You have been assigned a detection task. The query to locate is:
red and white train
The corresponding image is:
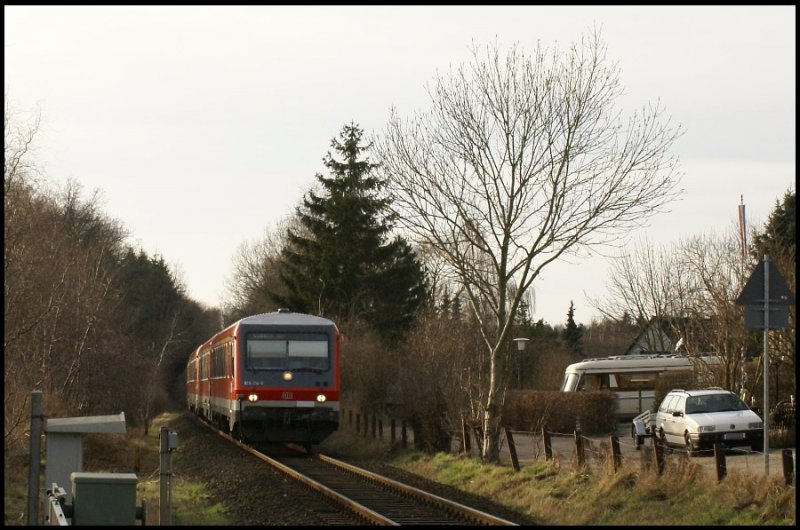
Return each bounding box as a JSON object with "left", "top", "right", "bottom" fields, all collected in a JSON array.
[{"left": 186, "top": 309, "right": 340, "bottom": 450}]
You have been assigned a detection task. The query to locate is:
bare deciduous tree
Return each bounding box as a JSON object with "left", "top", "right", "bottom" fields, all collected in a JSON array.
[
  {"left": 678, "top": 230, "right": 753, "bottom": 392},
  {"left": 222, "top": 215, "right": 297, "bottom": 321},
  {"left": 592, "top": 225, "right": 761, "bottom": 401},
  {"left": 376, "top": 31, "right": 683, "bottom": 461},
  {"left": 4, "top": 98, "right": 45, "bottom": 448},
  {"left": 591, "top": 238, "right": 687, "bottom": 351},
  {"left": 5, "top": 96, "right": 200, "bottom": 453}
]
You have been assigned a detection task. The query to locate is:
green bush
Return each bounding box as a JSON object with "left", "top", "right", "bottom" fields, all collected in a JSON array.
[{"left": 504, "top": 390, "right": 617, "bottom": 435}]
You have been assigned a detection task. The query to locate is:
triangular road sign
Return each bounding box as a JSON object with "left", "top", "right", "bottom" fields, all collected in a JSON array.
[{"left": 735, "top": 258, "right": 795, "bottom": 306}]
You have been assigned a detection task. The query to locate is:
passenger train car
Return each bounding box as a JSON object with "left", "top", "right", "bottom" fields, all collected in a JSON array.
[{"left": 186, "top": 309, "right": 340, "bottom": 449}]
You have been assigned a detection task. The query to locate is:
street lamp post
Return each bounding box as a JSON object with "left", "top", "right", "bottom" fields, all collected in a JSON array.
[{"left": 513, "top": 338, "right": 530, "bottom": 388}]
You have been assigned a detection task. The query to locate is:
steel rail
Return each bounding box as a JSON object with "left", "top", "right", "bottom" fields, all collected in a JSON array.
[
  {"left": 317, "top": 454, "right": 517, "bottom": 526},
  {"left": 213, "top": 428, "right": 396, "bottom": 525},
  {"left": 192, "top": 415, "right": 518, "bottom": 525}
]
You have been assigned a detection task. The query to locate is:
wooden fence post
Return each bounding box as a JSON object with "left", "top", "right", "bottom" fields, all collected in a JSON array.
[
  {"left": 542, "top": 427, "right": 552, "bottom": 461},
  {"left": 610, "top": 435, "right": 622, "bottom": 473},
  {"left": 651, "top": 436, "right": 664, "bottom": 475},
  {"left": 574, "top": 430, "right": 585, "bottom": 469},
  {"left": 401, "top": 420, "right": 408, "bottom": 448},
  {"left": 713, "top": 443, "right": 727, "bottom": 481},
  {"left": 505, "top": 428, "right": 520, "bottom": 472},
  {"left": 782, "top": 449, "right": 794, "bottom": 485},
  {"left": 391, "top": 418, "right": 396, "bottom": 445}
]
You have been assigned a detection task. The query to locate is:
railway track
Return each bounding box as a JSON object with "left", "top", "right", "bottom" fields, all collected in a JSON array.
[{"left": 195, "top": 417, "right": 517, "bottom": 525}]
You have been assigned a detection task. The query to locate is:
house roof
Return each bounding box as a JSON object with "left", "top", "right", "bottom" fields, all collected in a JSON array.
[{"left": 623, "top": 316, "right": 714, "bottom": 356}]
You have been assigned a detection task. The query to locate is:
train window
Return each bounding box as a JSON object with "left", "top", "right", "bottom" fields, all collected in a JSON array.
[
  {"left": 248, "top": 340, "right": 287, "bottom": 369},
  {"left": 213, "top": 346, "right": 224, "bottom": 378},
  {"left": 288, "top": 340, "right": 328, "bottom": 370},
  {"left": 200, "top": 353, "right": 208, "bottom": 380},
  {"left": 211, "top": 348, "right": 219, "bottom": 378},
  {"left": 246, "top": 333, "right": 329, "bottom": 371}
]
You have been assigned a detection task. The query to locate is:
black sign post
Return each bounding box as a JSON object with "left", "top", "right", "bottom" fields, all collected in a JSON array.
[{"left": 735, "top": 254, "right": 795, "bottom": 476}]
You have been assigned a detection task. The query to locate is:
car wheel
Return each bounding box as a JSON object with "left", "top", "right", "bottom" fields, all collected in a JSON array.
[{"left": 684, "top": 433, "right": 697, "bottom": 457}]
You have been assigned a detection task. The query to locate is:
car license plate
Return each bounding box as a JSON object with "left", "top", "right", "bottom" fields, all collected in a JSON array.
[{"left": 723, "top": 432, "right": 746, "bottom": 440}]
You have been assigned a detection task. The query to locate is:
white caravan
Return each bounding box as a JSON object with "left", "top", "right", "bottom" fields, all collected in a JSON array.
[{"left": 560, "top": 354, "right": 722, "bottom": 420}]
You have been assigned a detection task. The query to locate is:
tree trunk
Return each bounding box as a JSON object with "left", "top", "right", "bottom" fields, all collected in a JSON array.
[
  {"left": 480, "top": 348, "right": 503, "bottom": 462},
  {"left": 480, "top": 404, "right": 503, "bottom": 462}
]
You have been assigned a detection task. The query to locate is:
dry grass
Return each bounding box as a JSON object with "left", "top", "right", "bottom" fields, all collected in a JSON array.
[
  {"left": 382, "top": 449, "right": 795, "bottom": 525},
  {"left": 326, "top": 429, "right": 796, "bottom": 526},
  {"left": 321, "top": 426, "right": 400, "bottom": 460}
]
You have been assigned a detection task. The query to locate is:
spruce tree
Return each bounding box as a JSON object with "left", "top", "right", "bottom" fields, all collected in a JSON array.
[
  {"left": 275, "top": 123, "right": 428, "bottom": 341},
  {"left": 562, "top": 300, "right": 585, "bottom": 354},
  {"left": 751, "top": 189, "right": 795, "bottom": 261}
]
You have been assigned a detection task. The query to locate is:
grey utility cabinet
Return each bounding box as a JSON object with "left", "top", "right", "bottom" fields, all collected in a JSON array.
[{"left": 70, "top": 472, "right": 138, "bottom": 525}]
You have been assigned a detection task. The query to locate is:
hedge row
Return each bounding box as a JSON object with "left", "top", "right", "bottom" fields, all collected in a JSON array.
[{"left": 504, "top": 390, "right": 617, "bottom": 435}]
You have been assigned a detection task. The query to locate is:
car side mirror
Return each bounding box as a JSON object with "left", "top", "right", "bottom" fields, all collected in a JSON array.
[{"left": 672, "top": 411, "right": 683, "bottom": 417}]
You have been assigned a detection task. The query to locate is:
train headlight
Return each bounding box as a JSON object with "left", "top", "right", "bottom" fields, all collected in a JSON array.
[
  {"left": 316, "top": 394, "right": 327, "bottom": 403},
  {"left": 248, "top": 393, "right": 258, "bottom": 402},
  {"left": 283, "top": 371, "right": 293, "bottom": 381}
]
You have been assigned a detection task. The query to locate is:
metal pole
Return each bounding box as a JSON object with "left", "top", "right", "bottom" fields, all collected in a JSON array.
[
  {"left": 763, "top": 254, "right": 770, "bottom": 475},
  {"left": 27, "top": 390, "right": 43, "bottom": 525}
]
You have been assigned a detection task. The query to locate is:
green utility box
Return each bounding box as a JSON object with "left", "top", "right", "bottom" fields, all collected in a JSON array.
[{"left": 70, "top": 472, "right": 138, "bottom": 525}]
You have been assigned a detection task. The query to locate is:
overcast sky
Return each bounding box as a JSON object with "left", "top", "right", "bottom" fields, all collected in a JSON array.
[{"left": 5, "top": 5, "right": 796, "bottom": 326}]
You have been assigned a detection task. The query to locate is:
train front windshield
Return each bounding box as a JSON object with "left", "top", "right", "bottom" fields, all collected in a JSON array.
[{"left": 246, "top": 332, "right": 330, "bottom": 371}]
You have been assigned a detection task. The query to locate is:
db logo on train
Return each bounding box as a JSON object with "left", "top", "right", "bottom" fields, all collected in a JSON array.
[{"left": 282, "top": 392, "right": 293, "bottom": 400}]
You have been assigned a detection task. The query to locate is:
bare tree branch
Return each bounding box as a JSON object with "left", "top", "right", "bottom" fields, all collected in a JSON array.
[{"left": 375, "top": 30, "right": 684, "bottom": 461}]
